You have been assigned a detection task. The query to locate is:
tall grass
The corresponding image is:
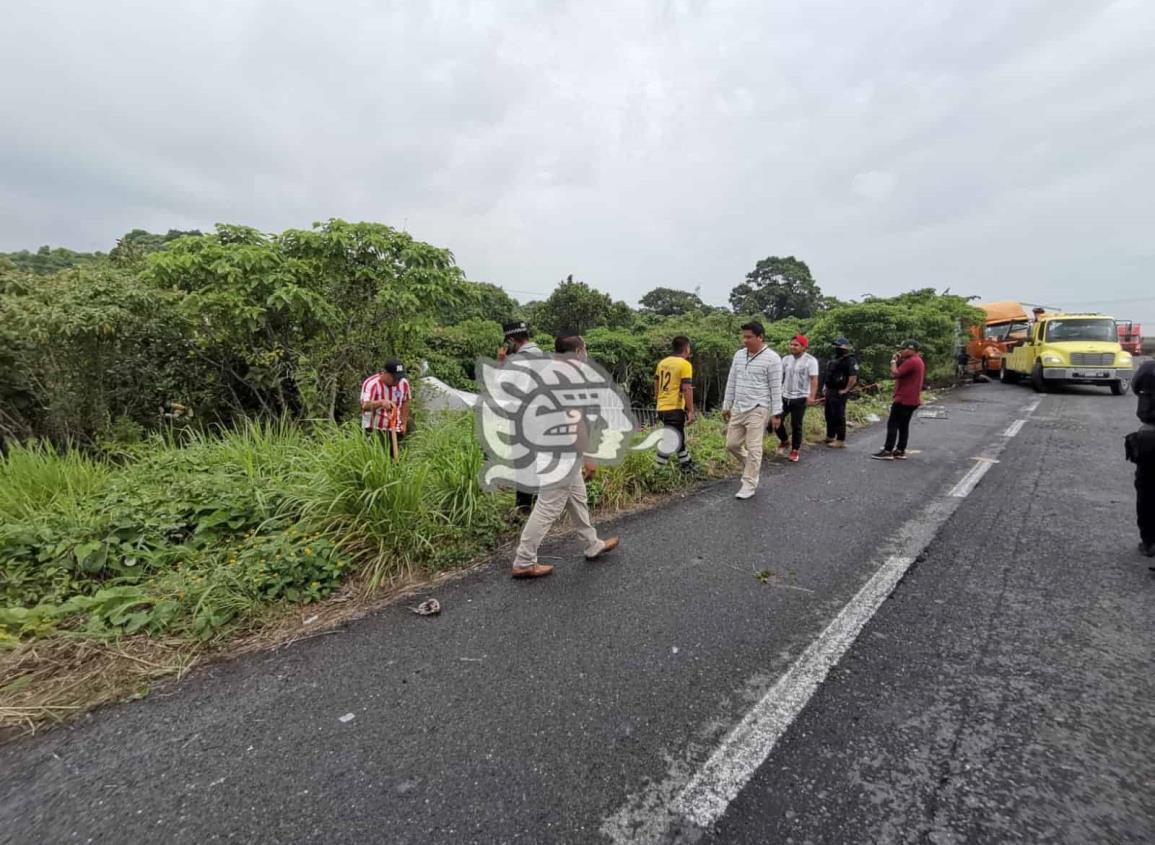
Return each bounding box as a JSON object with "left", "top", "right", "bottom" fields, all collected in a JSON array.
[
  {"left": 2, "top": 394, "right": 895, "bottom": 642},
  {"left": 0, "top": 442, "right": 111, "bottom": 523}
]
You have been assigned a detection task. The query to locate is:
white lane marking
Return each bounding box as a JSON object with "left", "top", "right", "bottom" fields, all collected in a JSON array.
[
  {"left": 604, "top": 407, "right": 1025, "bottom": 842},
  {"left": 948, "top": 458, "right": 998, "bottom": 498},
  {"left": 1023, "top": 398, "right": 1042, "bottom": 414},
  {"left": 1002, "top": 419, "right": 1026, "bottom": 438},
  {"left": 672, "top": 551, "right": 916, "bottom": 828}
]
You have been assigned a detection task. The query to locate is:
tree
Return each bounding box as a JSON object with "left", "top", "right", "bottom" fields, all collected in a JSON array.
[
  {"left": 145, "top": 219, "right": 472, "bottom": 421},
  {"left": 110, "top": 228, "right": 202, "bottom": 266},
  {"left": 534, "top": 276, "right": 615, "bottom": 336},
  {"left": 638, "top": 287, "right": 705, "bottom": 317},
  {"left": 0, "top": 245, "right": 102, "bottom": 275},
  {"left": 437, "top": 281, "right": 520, "bottom": 325},
  {"left": 729, "top": 256, "right": 824, "bottom": 320}
]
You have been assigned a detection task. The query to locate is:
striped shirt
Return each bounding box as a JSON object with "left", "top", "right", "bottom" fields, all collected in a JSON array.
[
  {"left": 723, "top": 346, "right": 783, "bottom": 413},
  {"left": 361, "top": 375, "right": 411, "bottom": 431}
]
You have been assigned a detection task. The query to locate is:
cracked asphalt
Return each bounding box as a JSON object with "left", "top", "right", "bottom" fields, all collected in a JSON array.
[{"left": 1, "top": 379, "right": 1151, "bottom": 844}]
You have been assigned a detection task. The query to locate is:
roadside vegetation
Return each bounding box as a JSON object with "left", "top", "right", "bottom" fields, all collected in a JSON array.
[{"left": 0, "top": 219, "right": 974, "bottom": 734}]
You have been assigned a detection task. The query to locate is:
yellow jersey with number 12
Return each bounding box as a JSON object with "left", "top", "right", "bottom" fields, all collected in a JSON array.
[{"left": 655, "top": 356, "right": 693, "bottom": 411}]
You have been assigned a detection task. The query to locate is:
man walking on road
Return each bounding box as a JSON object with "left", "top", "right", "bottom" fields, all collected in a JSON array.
[
  {"left": 1125, "top": 418, "right": 1155, "bottom": 561},
  {"left": 871, "top": 340, "right": 925, "bottom": 461},
  {"left": 1134, "top": 356, "right": 1155, "bottom": 425},
  {"left": 722, "top": 321, "right": 782, "bottom": 499},
  {"left": 499, "top": 320, "right": 544, "bottom": 516},
  {"left": 823, "top": 337, "right": 859, "bottom": 448},
  {"left": 654, "top": 335, "right": 696, "bottom": 472},
  {"left": 774, "top": 334, "right": 819, "bottom": 463},
  {"left": 510, "top": 335, "right": 620, "bottom": 579}
]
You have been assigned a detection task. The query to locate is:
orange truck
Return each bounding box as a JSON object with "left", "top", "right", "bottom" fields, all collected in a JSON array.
[{"left": 967, "top": 301, "right": 1031, "bottom": 375}]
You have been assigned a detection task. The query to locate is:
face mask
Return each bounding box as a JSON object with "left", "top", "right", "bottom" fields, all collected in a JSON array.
[{"left": 835, "top": 348, "right": 848, "bottom": 357}]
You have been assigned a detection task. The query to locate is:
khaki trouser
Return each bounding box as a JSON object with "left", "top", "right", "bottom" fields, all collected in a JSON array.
[
  {"left": 726, "top": 407, "right": 770, "bottom": 489},
  {"left": 513, "top": 463, "right": 601, "bottom": 567}
]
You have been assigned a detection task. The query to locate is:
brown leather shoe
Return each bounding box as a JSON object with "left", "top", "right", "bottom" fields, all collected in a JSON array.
[
  {"left": 511, "top": 563, "right": 554, "bottom": 579},
  {"left": 585, "top": 537, "right": 620, "bottom": 560}
]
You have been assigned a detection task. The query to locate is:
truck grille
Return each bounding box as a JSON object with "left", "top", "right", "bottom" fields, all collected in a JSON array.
[{"left": 1070, "top": 352, "right": 1114, "bottom": 366}]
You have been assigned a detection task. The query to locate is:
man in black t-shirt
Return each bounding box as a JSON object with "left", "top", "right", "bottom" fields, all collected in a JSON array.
[
  {"left": 1134, "top": 358, "right": 1155, "bottom": 425},
  {"left": 822, "top": 337, "right": 859, "bottom": 448}
]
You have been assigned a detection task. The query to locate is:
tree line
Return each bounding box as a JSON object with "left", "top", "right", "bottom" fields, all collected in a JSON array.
[{"left": 0, "top": 220, "right": 981, "bottom": 447}]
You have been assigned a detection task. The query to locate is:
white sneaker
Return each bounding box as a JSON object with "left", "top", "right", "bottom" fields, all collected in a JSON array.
[{"left": 734, "top": 485, "right": 756, "bottom": 500}]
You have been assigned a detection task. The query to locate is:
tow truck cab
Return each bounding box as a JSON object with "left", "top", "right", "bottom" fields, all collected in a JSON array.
[{"left": 999, "top": 313, "right": 1134, "bottom": 395}]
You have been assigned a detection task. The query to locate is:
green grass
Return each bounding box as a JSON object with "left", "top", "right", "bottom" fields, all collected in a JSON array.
[{"left": 0, "top": 394, "right": 892, "bottom": 648}]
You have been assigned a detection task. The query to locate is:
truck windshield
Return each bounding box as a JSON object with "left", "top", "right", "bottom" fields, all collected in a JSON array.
[
  {"left": 1044, "top": 319, "right": 1116, "bottom": 342},
  {"left": 984, "top": 321, "right": 1031, "bottom": 341}
]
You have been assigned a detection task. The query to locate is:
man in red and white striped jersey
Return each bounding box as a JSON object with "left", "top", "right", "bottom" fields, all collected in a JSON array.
[{"left": 361, "top": 360, "right": 411, "bottom": 441}]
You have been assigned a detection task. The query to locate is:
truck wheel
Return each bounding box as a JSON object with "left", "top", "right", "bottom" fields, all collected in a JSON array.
[
  {"left": 1110, "top": 379, "right": 1130, "bottom": 396},
  {"left": 1031, "top": 362, "right": 1047, "bottom": 393},
  {"left": 1000, "top": 360, "right": 1018, "bottom": 384}
]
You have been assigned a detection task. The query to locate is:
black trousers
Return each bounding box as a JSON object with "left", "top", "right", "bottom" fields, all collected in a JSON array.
[
  {"left": 1137, "top": 467, "right": 1155, "bottom": 546},
  {"left": 824, "top": 392, "right": 848, "bottom": 441},
  {"left": 656, "top": 409, "right": 691, "bottom": 466},
  {"left": 883, "top": 402, "right": 918, "bottom": 452},
  {"left": 775, "top": 398, "right": 808, "bottom": 450}
]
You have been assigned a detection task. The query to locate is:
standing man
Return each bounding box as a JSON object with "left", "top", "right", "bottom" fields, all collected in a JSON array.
[
  {"left": 1126, "top": 357, "right": 1155, "bottom": 563},
  {"left": 871, "top": 340, "right": 926, "bottom": 461},
  {"left": 498, "top": 320, "right": 544, "bottom": 515},
  {"left": 382, "top": 360, "right": 411, "bottom": 451},
  {"left": 1124, "top": 418, "right": 1155, "bottom": 561},
  {"left": 722, "top": 321, "right": 782, "bottom": 499},
  {"left": 822, "top": 337, "right": 859, "bottom": 448},
  {"left": 363, "top": 361, "right": 411, "bottom": 453},
  {"left": 510, "top": 335, "right": 620, "bottom": 579},
  {"left": 361, "top": 363, "right": 395, "bottom": 441},
  {"left": 654, "top": 335, "right": 696, "bottom": 471},
  {"left": 1134, "top": 355, "right": 1155, "bottom": 425},
  {"left": 774, "top": 334, "right": 819, "bottom": 463}
]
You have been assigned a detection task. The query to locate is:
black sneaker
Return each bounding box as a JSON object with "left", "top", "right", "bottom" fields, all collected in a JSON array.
[
  {"left": 893, "top": 450, "right": 907, "bottom": 460},
  {"left": 870, "top": 450, "right": 894, "bottom": 461}
]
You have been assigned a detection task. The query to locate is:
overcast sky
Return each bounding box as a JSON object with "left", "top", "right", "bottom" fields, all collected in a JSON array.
[{"left": 3, "top": 0, "right": 1153, "bottom": 322}]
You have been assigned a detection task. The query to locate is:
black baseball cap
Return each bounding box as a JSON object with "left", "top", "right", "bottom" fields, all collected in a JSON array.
[
  {"left": 899, "top": 339, "right": 921, "bottom": 351},
  {"left": 502, "top": 320, "right": 529, "bottom": 337},
  {"left": 383, "top": 360, "right": 406, "bottom": 379},
  {"left": 832, "top": 336, "right": 851, "bottom": 348}
]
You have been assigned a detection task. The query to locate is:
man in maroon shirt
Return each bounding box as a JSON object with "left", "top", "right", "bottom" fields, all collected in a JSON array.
[{"left": 871, "top": 339, "right": 926, "bottom": 461}]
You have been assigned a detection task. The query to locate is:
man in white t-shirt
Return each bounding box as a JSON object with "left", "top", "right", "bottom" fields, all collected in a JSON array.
[{"left": 773, "top": 335, "right": 819, "bottom": 463}]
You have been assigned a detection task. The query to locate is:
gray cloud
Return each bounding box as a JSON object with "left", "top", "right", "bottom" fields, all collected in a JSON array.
[{"left": 2, "top": 0, "right": 1153, "bottom": 322}]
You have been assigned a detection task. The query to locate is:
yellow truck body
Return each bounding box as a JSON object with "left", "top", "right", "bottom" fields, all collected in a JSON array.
[{"left": 999, "top": 313, "right": 1134, "bottom": 395}]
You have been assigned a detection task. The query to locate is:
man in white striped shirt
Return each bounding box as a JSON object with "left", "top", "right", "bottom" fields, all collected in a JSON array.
[{"left": 722, "top": 321, "right": 783, "bottom": 499}]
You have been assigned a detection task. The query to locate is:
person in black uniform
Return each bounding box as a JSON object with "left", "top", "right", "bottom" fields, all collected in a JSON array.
[
  {"left": 1134, "top": 357, "right": 1155, "bottom": 425},
  {"left": 822, "top": 337, "right": 859, "bottom": 448},
  {"left": 498, "top": 320, "right": 544, "bottom": 517},
  {"left": 1125, "top": 421, "right": 1155, "bottom": 560},
  {"left": 1130, "top": 357, "right": 1155, "bottom": 562}
]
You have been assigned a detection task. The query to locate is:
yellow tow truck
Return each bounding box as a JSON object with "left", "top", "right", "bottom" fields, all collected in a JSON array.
[{"left": 999, "top": 312, "right": 1134, "bottom": 395}]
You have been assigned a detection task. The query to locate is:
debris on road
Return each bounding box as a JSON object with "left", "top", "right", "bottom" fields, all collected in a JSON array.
[
  {"left": 338, "top": 713, "right": 356, "bottom": 723},
  {"left": 411, "top": 598, "right": 441, "bottom": 616}
]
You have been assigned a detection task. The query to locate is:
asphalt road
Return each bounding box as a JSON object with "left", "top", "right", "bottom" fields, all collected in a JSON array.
[{"left": 1, "top": 379, "right": 1151, "bottom": 844}]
